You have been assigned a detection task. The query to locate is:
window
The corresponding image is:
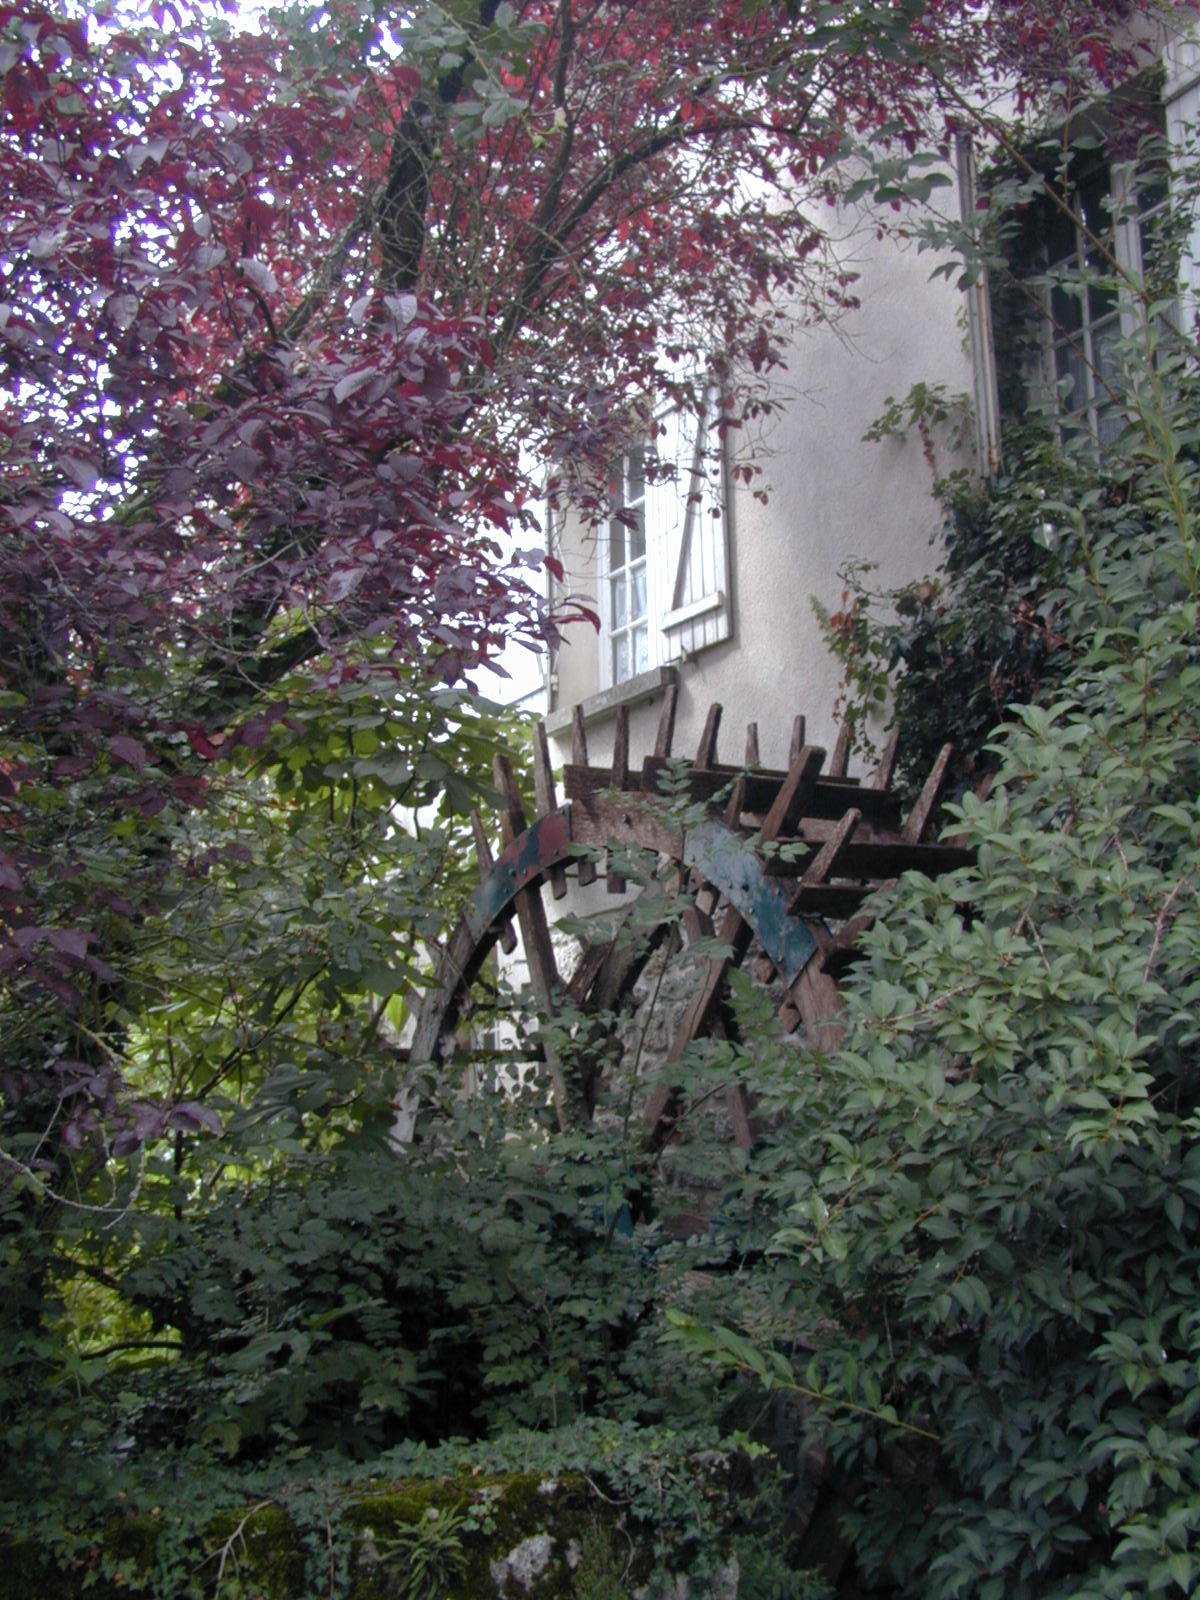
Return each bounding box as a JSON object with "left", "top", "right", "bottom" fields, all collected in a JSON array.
[
  {"left": 984, "top": 113, "right": 1171, "bottom": 451},
  {"left": 605, "top": 449, "right": 650, "bottom": 686},
  {"left": 598, "top": 389, "right": 732, "bottom": 691},
  {"left": 1037, "top": 155, "right": 1168, "bottom": 447}
]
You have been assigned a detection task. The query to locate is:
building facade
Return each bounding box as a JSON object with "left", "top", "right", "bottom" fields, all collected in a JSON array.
[{"left": 538, "top": 14, "right": 1200, "bottom": 784}]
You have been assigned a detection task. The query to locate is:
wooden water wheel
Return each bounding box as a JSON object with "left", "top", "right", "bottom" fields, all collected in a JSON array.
[{"left": 408, "top": 684, "right": 971, "bottom": 1150}]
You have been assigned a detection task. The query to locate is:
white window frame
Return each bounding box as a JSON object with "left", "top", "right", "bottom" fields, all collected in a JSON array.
[
  {"left": 973, "top": 85, "right": 1181, "bottom": 463},
  {"left": 597, "top": 386, "right": 731, "bottom": 691},
  {"left": 1031, "top": 154, "right": 1167, "bottom": 446},
  {"left": 597, "top": 448, "right": 653, "bottom": 691}
]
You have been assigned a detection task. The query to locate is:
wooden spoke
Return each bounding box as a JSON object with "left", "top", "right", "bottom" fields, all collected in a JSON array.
[
  {"left": 571, "top": 705, "right": 588, "bottom": 766},
  {"left": 532, "top": 722, "right": 568, "bottom": 900},
  {"left": 903, "top": 742, "right": 954, "bottom": 843},
  {"left": 871, "top": 727, "right": 900, "bottom": 790},
  {"left": 607, "top": 706, "right": 631, "bottom": 892},
  {"left": 695, "top": 702, "right": 722, "bottom": 771},
  {"left": 493, "top": 752, "right": 570, "bottom": 1129},
  {"left": 763, "top": 745, "right": 825, "bottom": 837},
  {"left": 829, "top": 721, "right": 850, "bottom": 779},
  {"left": 570, "top": 707, "right": 597, "bottom": 885},
  {"left": 797, "top": 806, "right": 862, "bottom": 891},
  {"left": 653, "top": 681, "right": 679, "bottom": 759}
]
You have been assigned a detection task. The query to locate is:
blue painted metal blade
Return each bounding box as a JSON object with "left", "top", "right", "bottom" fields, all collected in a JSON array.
[
  {"left": 466, "top": 806, "right": 573, "bottom": 940},
  {"left": 683, "top": 819, "right": 819, "bottom": 985}
]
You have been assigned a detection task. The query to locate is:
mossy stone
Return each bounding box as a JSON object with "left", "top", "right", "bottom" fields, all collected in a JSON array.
[{"left": 0, "top": 1469, "right": 647, "bottom": 1599}]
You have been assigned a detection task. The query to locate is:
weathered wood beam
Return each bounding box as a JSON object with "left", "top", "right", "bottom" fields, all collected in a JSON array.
[{"left": 646, "top": 745, "right": 829, "bottom": 1147}]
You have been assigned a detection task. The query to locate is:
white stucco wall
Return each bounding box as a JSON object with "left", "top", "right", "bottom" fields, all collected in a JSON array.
[{"left": 545, "top": 208, "right": 974, "bottom": 777}]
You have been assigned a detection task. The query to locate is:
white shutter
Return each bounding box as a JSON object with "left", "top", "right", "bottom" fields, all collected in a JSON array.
[{"left": 656, "top": 384, "right": 731, "bottom": 660}]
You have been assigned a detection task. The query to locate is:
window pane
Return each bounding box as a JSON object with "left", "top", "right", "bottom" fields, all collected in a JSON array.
[
  {"left": 613, "top": 633, "right": 629, "bottom": 684},
  {"left": 1043, "top": 202, "right": 1076, "bottom": 268},
  {"left": 1078, "top": 162, "right": 1113, "bottom": 237},
  {"left": 611, "top": 574, "right": 627, "bottom": 630},
  {"left": 629, "top": 515, "right": 645, "bottom": 563},
  {"left": 631, "top": 561, "right": 647, "bottom": 622},
  {"left": 1054, "top": 338, "right": 1087, "bottom": 404},
  {"left": 609, "top": 519, "right": 624, "bottom": 572},
  {"left": 1051, "top": 278, "right": 1084, "bottom": 335},
  {"left": 1092, "top": 315, "right": 1122, "bottom": 390},
  {"left": 626, "top": 449, "right": 645, "bottom": 508},
  {"left": 1087, "top": 280, "right": 1119, "bottom": 325},
  {"left": 1097, "top": 405, "right": 1124, "bottom": 450},
  {"left": 632, "top": 623, "right": 649, "bottom": 675}
]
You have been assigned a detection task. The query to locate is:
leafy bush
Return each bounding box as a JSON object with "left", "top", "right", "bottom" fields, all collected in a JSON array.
[{"left": 722, "top": 347, "right": 1200, "bottom": 1596}]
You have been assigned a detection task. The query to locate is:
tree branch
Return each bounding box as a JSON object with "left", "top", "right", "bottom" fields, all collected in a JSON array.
[{"left": 378, "top": 0, "right": 504, "bottom": 291}]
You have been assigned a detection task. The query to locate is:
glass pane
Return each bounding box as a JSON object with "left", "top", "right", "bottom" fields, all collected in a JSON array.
[
  {"left": 629, "top": 514, "right": 645, "bottom": 563},
  {"left": 613, "top": 633, "right": 629, "bottom": 684},
  {"left": 1140, "top": 207, "right": 1170, "bottom": 279},
  {"left": 1092, "top": 316, "right": 1122, "bottom": 390},
  {"left": 1097, "top": 404, "right": 1124, "bottom": 451},
  {"left": 1087, "top": 280, "right": 1119, "bottom": 325},
  {"left": 611, "top": 574, "right": 627, "bottom": 630},
  {"left": 1054, "top": 339, "right": 1087, "bottom": 407},
  {"left": 631, "top": 561, "right": 647, "bottom": 622},
  {"left": 1043, "top": 201, "right": 1076, "bottom": 268},
  {"left": 632, "top": 624, "right": 649, "bottom": 675},
  {"left": 608, "top": 519, "right": 624, "bottom": 572},
  {"left": 1138, "top": 170, "right": 1169, "bottom": 218},
  {"left": 1051, "top": 278, "right": 1084, "bottom": 335},
  {"left": 627, "top": 450, "right": 645, "bottom": 505},
  {"left": 1078, "top": 162, "right": 1113, "bottom": 239}
]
